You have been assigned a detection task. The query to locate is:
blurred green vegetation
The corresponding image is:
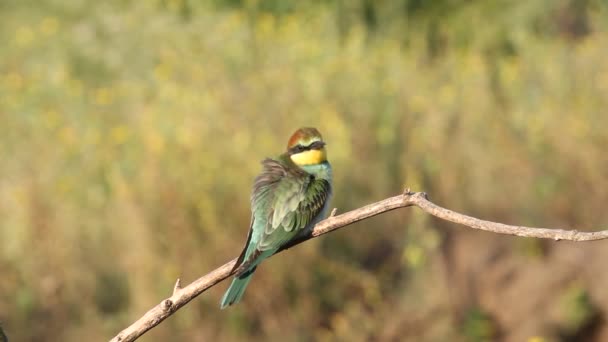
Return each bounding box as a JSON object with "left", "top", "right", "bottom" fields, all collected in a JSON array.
[{"left": 2, "top": 0, "right": 608, "bottom": 340}]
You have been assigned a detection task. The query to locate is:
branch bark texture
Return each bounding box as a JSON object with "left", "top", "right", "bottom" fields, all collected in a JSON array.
[{"left": 110, "top": 191, "right": 608, "bottom": 342}]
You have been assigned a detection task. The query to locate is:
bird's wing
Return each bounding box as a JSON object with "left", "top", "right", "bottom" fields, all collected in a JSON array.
[{"left": 251, "top": 156, "right": 331, "bottom": 252}]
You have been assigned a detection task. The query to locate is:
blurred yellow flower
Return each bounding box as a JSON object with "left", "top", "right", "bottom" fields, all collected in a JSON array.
[
  {"left": 110, "top": 126, "right": 130, "bottom": 146},
  {"left": 409, "top": 94, "right": 427, "bottom": 112},
  {"left": 56, "top": 176, "right": 74, "bottom": 195},
  {"left": 527, "top": 337, "right": 546, "bottom": 342},
  {"left": 14, "top": 26, "right": 35, "bottom": 46},
  {"left": 282, "top": 14, "right": 299, "bottom": 36},
  {"left": 44, "top": 110, "right": 60, "bottom": 128},
  {"left": 40, "top": 17, "right": 59, "bottom": 36},
  {"left": 93, "top": 88, "right": 113, "bottom": 105},
  {"left": 500, "top": 58, "right": 521, "bottom": 86},
  {"left": 154, "top": 63, "right": 172, "bottom": 82},
  {"left": 257, "top": 13, "right": 275, "bottom": 36},
  {"left": 403, "top": 244, "right": 425, "bottom": 268}
]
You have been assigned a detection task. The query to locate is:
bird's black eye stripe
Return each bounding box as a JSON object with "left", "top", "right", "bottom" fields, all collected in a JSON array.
[
  {"left": 288, "top": 145, "right": 306, "bottom": 154},
  {"left": 289, "top": 141, "right": 325, "bottom": 155},
  {"left": 309, "top": 141, "right": 325, "bottom": 150}
]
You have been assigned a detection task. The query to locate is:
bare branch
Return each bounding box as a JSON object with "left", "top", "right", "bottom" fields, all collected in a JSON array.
[{"left": 110, "top": 191, "right": 608, "bottom": 342}]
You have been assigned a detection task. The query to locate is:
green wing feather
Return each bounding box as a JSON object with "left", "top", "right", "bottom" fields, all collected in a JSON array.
[{"left": 250, "top": 155, "right": 331, "bottom": 253}]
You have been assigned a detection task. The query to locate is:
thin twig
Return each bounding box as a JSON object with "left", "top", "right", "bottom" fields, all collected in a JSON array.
[
  {"left": 172, "top": 278, "right": 182, "bottom": 295},
  {"left": 110, "top": 191, "right": 608, "bottom": 342},
  {"left": 330, "top": 208, "right": 338, "bottom": 217}
]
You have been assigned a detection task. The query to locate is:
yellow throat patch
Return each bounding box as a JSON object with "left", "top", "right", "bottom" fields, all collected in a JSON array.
[{"left": 290, "top": 148, "right": 327, "bottom": 166}]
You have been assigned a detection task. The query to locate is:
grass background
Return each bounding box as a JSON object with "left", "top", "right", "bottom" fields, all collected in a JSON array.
[{"left": 2, "top": 0, "right": 608, "bottom": 340}]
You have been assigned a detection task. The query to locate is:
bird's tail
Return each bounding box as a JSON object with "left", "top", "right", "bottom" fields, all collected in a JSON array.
[{"left": 220, "top": 266, "right": 257, "bottom": 309}]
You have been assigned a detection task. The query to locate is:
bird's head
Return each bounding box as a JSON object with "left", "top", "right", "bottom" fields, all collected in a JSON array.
[{"left": 287, "top": 127, "right": 327, "bottom": 166}]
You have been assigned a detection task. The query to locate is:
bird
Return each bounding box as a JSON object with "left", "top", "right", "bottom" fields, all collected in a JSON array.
[{"left": 220, "top": 127, "right": 333, "bottom": 309}]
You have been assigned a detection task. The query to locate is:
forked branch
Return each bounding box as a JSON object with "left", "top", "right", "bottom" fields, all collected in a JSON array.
[{"left": 110, "top": 191, "right": 608, "bottom": 342}]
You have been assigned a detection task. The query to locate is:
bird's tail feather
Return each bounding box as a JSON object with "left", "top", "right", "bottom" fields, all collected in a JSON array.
[{"left": 220, "top": 267, "right": 257, "bottom": 309}]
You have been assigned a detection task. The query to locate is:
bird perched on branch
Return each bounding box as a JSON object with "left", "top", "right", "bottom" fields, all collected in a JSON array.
[{"left": 220, "top": 127, "right": 333, "bottom": 309}]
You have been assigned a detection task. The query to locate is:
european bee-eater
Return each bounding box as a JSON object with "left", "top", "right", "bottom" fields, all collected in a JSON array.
[{"left": 220, "top": 127, "right": 333, "bottom": 309}]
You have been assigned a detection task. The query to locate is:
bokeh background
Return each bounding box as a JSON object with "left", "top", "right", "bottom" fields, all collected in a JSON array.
[{"left": 2, "top": 0, "right": 608, "bottom": 341}]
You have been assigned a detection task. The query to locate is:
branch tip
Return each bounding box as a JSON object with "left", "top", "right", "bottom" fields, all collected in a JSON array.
[{"left": 173, "top": 278, "right": 182, "bottom": 294}]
